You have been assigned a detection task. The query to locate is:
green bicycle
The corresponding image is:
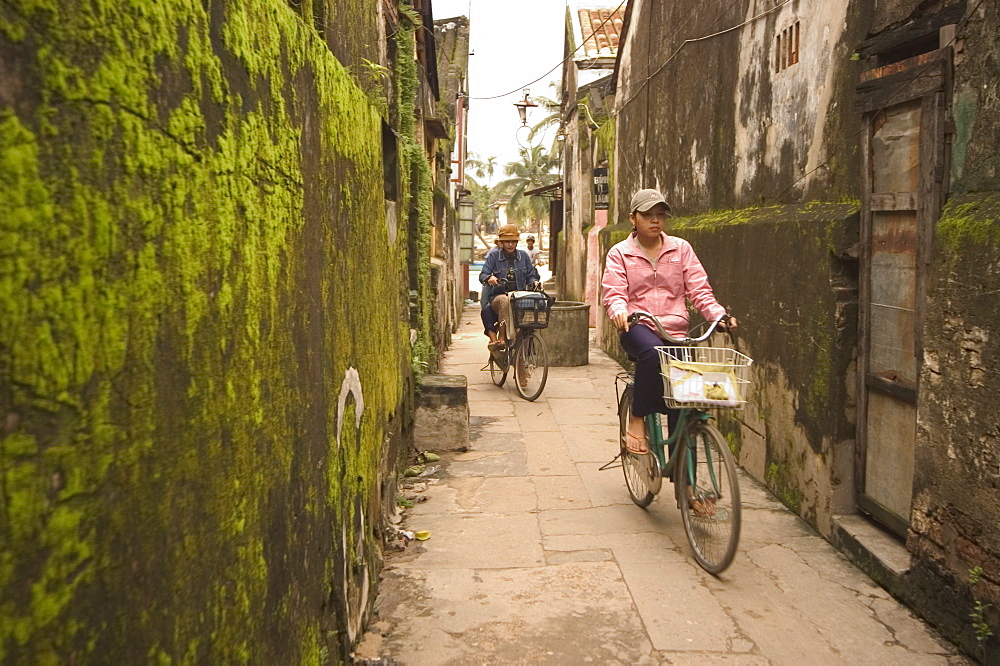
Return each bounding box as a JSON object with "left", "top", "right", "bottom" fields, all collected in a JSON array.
[{"left": 613, "top": 311, "right": 751, "bottom": 574}]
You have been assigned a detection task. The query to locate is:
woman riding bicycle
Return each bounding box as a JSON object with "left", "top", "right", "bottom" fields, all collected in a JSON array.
[{"left": 602, "top": 189, "right": 737, "bottom": 454}]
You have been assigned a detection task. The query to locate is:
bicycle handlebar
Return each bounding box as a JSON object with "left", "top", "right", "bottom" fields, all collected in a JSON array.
[
  {"left": 492, "top": 277, "right": 543, "bottom": 292},
  {"left": 626, "top": 311, "right": 730, "bottom": 345}
]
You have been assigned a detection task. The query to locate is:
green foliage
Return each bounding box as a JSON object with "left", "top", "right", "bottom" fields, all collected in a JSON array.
[
  {"left": 937, "top": 194, "right": 1000, "bottom": 248},
  {"left": 968, "top": 567, "right": 994, "bottom": 649},
  {"left": 765, "top": 462, "right": 801, "bottom": 511},
  {"left": 494, "top": 144, "right": 560, "bottom": 225},
  {"left": 395, "top": 9, "right": 435, "bottom": 379}
]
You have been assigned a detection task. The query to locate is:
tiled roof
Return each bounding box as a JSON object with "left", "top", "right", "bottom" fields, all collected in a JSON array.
[{"left": 577, "top": 6, "right": 625, "bottom": 57}]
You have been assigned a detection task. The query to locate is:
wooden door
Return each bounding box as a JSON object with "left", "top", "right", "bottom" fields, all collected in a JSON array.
[{"left": 856, "top": 50, "right": 949, "bottom": 536}]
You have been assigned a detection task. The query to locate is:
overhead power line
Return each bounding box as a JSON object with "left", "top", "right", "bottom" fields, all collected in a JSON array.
[{"left": 470, "top": 0, "right": 628, "bottom": 100}]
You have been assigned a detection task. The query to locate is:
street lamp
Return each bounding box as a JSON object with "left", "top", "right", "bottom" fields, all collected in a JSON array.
[{"left": 513, "top": 88, "right": 537, "bottom": 127}]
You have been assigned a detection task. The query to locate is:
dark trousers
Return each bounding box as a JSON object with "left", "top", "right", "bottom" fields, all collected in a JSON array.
[
  {"left": 619, "top": 324, "right": 680, "bottom": 436},
  {"left": 481, "top": 305, "right": 499, "bottom": 336}
]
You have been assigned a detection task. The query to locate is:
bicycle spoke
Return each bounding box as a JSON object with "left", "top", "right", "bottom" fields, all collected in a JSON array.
[
  {"left": 678, "top": 422, "right": 741, "bottom": 574},
  {"left": 618, "top": 385, "right": 661, "bottom": 506},
  {"left": 515, "top": 333, "right": 548, "bottom": 401}
]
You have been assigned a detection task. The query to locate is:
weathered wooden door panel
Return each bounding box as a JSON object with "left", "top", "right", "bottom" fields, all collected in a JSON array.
[
  {"left": 869, "top": 211, "right": 918, "bottom": 386},
  {"left": 865, "top": 391, "right": 918, "bottom": 520},
  {"left": 857, "top": 49, "right": 949, "bottom": 537}
]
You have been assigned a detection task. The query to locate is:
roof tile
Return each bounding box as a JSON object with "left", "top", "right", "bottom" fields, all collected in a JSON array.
[{"left": 577, "top": 6, "right": 626, "bottom": 57}]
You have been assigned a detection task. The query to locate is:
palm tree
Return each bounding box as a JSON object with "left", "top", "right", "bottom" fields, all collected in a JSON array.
[
  {"left": 465, "top": 153, "right": 498, "bottom": 188},
  {"left": 494, "top": 144, "right": 560, "bottom": 238}
]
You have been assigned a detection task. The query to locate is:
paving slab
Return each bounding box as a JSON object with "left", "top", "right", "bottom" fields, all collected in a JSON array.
[
  {"left": 532, "top": 474, "right": 592, "bottom": 510},
  {"left": 358, "top": 305, "right": 967, "bottom": 665},
  {"left": 368, "top": 563, "right": 655, "bottom": 665},
  {"left": 392, "top": 512, "right": 545, "bottom": 570},
  {"left": 523, "top": 432, "right": 578, "bottom": 476}
]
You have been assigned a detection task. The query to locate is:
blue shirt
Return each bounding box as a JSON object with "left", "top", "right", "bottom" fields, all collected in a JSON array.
[{"left": 479, "top": 248, "right": 540, "bottom": 308}]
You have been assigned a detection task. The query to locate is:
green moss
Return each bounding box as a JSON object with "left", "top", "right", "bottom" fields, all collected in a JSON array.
[
  {"left": 937, "top": 194, "right": 1000, "bottom": 249},
  {"left": 1, "top": 0, "right": 418, "bottom": 661}
]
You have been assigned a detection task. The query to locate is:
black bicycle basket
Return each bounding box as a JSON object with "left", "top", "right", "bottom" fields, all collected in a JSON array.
[{"left": 511, "top": 292, "right": 555, "bottom": 329}]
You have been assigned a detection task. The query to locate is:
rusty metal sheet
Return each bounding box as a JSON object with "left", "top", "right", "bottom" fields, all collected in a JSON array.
[
  {"left": 864, "top": 391, "right": 916, "bottom": 521},
  {"left": 869, "top": 211, "right": 918, "bottom": 383},
  {"left": 872, "top": 100, "right": 922, "bottom": 194}
]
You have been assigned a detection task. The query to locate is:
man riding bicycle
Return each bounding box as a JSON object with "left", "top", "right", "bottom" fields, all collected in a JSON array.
[
  {"left": 601, "top": 189, "right": 737, "bottom": 454},
  {"left": 480, "top": 224, "right": 541, "bottom": 358}
]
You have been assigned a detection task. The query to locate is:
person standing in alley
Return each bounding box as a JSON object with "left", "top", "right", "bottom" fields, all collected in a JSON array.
[{"left": 524, "top": 235, "right": 542, "bottom": 266}]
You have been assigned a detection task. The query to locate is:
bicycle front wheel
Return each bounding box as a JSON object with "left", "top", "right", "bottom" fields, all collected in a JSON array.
[
  {"left": 618, "top": 384, "right": 661, "bottom": 507},
  {"left": 677, "top": 422, "right": 741, "bottom": 574},
  {"left": 514, "top": 333, "right": 548, "bottom": 401}
]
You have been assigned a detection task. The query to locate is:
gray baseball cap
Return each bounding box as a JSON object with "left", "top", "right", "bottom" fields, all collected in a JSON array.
[{"left": 629, "top": 188, "right": 671, "bottom": 213}]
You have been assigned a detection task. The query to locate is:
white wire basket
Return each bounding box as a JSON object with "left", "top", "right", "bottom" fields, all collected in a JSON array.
[{"left": 657, "top": 346, "right": 753, "bottom": 410}]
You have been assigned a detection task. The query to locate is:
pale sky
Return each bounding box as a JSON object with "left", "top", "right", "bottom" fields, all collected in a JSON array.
[{"left": 432, "top": 0, "right": 566, "bottom": 180}]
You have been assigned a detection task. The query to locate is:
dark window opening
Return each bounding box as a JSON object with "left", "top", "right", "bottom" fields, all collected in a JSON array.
[
  {"left": 775, "top": 21, "right": 800, "bottom": 73},
  {"left": 875, "top": 33, "right": 939, "bottom": 67}
]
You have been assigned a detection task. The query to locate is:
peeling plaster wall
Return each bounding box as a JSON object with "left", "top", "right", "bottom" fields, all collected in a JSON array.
[
  {"left": 606, "top": 0, "right": 1000, "bottom": 654},
  {"left": 0, "top": 0, "right": 434, "bottom": 661},
  {"left": 904, "top": 1, "right": 1000, "bottom": 648},
  {"left": 733, "top": 0, "right": 854, "bottom": 202},
  {"left": 609, "top": 0, "right": 867, "bottom": 534}
]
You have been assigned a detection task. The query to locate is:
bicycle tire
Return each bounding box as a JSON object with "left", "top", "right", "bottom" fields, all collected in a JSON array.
[
  {"left": 489, "top": 353, "right": 508, "bottom": 387},
  {"left": 514, "top": 333, "right": 548, "bottom": 401},
  {"left": 618, "top": 385, "right": 661, "bottom": 507},
  {"left": 677, "top": 422, "right": 741, "bottom": 575}
]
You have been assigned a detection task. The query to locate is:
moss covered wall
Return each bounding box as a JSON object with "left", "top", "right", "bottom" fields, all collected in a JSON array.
[
  {"left": 908, "top": 193, "right": 1000, "bottom": 656},
  {"left": 0, "top": 0, "right": 420, "bottom": 661}
]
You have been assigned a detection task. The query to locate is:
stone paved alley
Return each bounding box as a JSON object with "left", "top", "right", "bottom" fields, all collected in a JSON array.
[{"left": 356, "top": 306, "right": 968, "bottom": 665}]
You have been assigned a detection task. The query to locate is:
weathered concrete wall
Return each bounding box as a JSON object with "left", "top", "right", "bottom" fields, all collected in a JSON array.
[
  {"left": 428, "top": 15, "right": 470, "bottom": 360},
  {"left": 612, "top": 0, "right": 865, "bottom": 220},
  {"left": 673, "top": 205, "right": 860, "bottom": 532},
  {"left": 0, "top": 0, "right": 436, "bottom": 661},
  {"left": 608, "top": 0, "right": 868, "bottom": 532},
  {"left": 903, "top": 2, "right": 1000, "bottom": 656},
  {"left": 909, "top": 195, "right": 1000, "bottom": 657},
  {"left": 605, "top": 0, "right": 1000, "bottom": 653}
]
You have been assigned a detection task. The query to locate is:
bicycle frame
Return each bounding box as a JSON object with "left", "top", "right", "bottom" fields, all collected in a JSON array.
[{"left": 645, "top": 407, "right": 712, "bottom": 482}]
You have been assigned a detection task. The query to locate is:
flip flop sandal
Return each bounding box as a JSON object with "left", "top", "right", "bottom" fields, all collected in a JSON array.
[
  {"left": 688, "top": 492, "right": 717, "bottom": 518},
  {"left": 625, "top": 430, "right": 649, "bottom": 455}
]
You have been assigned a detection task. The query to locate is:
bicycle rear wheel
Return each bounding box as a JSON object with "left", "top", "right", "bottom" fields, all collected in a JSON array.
[
  {"left": 514, "top": 333, "right": 548, "bottom": 401},
  {"left": 489, "top": 352, "right": 508, "bottom": 387},
  {"left": 618, "top": 384, "right": 661, "bottom": 507},
  {"left": 677, "top": 422, "right": 741, "bottom": 574}
]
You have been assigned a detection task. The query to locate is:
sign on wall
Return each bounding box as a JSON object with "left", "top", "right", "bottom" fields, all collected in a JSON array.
[{"left": 593, "top": 167, "right": 609, "bottom": 210}]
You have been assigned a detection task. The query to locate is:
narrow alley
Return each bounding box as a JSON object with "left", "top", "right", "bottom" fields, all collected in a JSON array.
[{"left": 357, "top": 306, "right": 966, "bottom": 665}]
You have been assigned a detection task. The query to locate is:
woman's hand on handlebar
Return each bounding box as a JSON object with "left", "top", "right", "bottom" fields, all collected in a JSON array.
[
  {"left": 718, "top": 315, "right": 738, "bottom": 332},
  {"left": 613, "top": 311, "right": 631, "bottom": 332}
]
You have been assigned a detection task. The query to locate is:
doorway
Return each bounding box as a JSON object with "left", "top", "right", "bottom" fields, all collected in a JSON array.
[{"left": 856, "top": 48, "right": 950, "bottom": 537}]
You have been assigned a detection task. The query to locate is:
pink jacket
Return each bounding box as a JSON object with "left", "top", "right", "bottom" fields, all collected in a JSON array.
[{"left": 602, "top": 232, "right": 726, "bottom": 338}]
